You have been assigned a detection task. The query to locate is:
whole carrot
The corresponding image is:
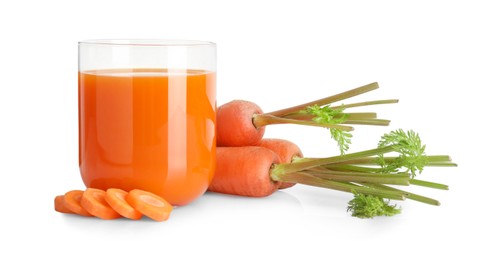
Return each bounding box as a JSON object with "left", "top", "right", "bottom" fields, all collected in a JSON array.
[
  {"left": 257, "top": 138, "right": 303, "bottom": 189},
  {"left": 210, "top": 130, "right": 457, "bottom": 218},
  {"left": 209, "top": 146, "right": 281, "bottom": 197},
  {"left": 216, "top": 82, "right": 398, "bottom": 154}
]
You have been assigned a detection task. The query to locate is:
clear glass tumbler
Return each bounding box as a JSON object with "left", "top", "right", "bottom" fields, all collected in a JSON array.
[{"left": 78, "top": 40, "right": 216, "bottom": 206}]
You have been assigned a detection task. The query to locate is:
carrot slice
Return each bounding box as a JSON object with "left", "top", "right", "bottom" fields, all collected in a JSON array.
[
  {"left": 125, "top": 189, "right": 173, "bottom": 222},
  {"left": 105, "top": 188, "right": 142, "bottom": 220},
  {"left": 63, "top": 190, "right": 93, "bottom": 217},
  {"left": 81, "top": 188, "right": 121, "bottom": 220},
  {"left": 54, "top": 195, "right": 74, "bottom": 214}
]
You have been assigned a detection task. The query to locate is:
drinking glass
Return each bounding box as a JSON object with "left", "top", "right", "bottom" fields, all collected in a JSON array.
[{"left": 78, "top": 39, "right": 216, "bottom": 205}]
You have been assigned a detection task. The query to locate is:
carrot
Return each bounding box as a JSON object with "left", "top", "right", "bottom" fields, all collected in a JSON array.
[
  {"left": 105, "top": 188, "right": 142, "bottom": 220},
  {"left": 216, "top": 100, "right": 265, "bottom": 146},
  {"left": 63, "top": 190, "right": 93, "bottom": 217},
  {"left": 80, "top": 188, "right": 121, "bottom": 220},
  {"left": 216, "top": 82, "right": 398, "bottom": 154},
  {"left": 208, "top": 146, "right": 281, "bottom": 197},
  {"left": 210, "top": 130, "right": 456, "bottom": 218},
  {"left": 126, "top": 189, "right": 173, "bottom": 222},
  {"left": 258, "top": 138, "right": 303, "bottom": 189},
  {"left": 54, "top": 195, "right": 74, "bottom": 214}
]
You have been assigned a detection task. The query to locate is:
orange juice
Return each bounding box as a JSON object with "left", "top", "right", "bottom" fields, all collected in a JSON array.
[{"left": 78, "top": 68, "right": 216, "bottom": 206}]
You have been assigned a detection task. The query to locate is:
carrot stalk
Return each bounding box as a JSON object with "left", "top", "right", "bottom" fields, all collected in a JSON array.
[
  {"left": 265, "top": 82, "right": 380, "bottom": 116},
  {"left": 284, "top": 112, "right": 378, "bottom": 120},
  {"left": 277, "top": 172, "right": 406, "bottom": 200},
  {"left": 343, "top": 119, "right": 391, "bottom": 126},
  {"left": 270, "top": 146, "right": 395, "bottom": 177},
  {"left": 252, "top": 114, "right": 355, "bottom": 131},
  {"left": 409, "top": 179, "right": 449, "bottom": 190},
  {"left": 364, "top": 183, "right": 441, "bottom": 206},
  {"left": 329, "top": 99, "right": 399, "bottom": 110},
  {"left": 331, "top": 155, "right": 454, "bottom": 166},
  {"left": 304, "top": 170, "right": 411, "bottom": 185}
]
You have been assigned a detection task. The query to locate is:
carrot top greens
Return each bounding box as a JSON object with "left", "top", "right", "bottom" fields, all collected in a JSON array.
[
  {"left": 377, "top": 129, "right": 428, "bottom": 178},
  {"left": 269, "top": 129, "right": 456, "bottom": 218},
  {"left": 252, "top": 82, "right": 397, "bottom": 155},
  {"left": 305, "top": 105, "right": 352, "bottom": 154},
  {"left": 347, "top": 192, "right": 401, "bottom": 218}
]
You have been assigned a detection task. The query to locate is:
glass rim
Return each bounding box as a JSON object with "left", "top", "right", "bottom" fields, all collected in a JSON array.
[{"left": 78, "top": 39, "right": 216, "bottom": 47}]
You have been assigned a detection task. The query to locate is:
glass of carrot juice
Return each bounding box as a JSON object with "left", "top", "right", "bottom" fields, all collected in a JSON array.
[{"left": 78, "top": 40, "right": 216, "bottom": 206}]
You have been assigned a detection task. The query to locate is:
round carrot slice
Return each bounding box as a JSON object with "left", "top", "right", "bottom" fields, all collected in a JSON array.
[
  {"left": 105, "top": 188, "right": 142, "bottom": 220},
  {"left": 63, "top": 190, "right": 93, "bottom": 217},
  {"left": 54, "top": 195, "right": 74, "bottom": 214},
  {"left": 125, "top": 189, "right": 173, "bottom": 222},
  {"left": 81, "top": 188, "right": 121, "bottom": 220}
]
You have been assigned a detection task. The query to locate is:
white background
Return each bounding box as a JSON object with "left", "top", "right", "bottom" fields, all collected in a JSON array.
[{"left": 0, "top": 0, "right": 496, "bottom": 259}]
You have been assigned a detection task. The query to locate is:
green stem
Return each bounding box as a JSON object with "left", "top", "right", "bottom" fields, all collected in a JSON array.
[
  {"left": 271, "top": 146, "right": 395, "bottom": 177},
  {"left": 330, "top": 99, "right": 399, "bottom": 110},
  {"left": 409, "top": 179, "right": 449, "bottom": 190},
  {"left": 424, "top": 162, "right": 458, "bottom": 167},
  {"left": 278, "top": 172, "right": 406, "bottom": 200},
  {"left": 252, "top": 114, "right": 354, "bottom": 130},
  {"left": 265, "top": 82, "right": 379, "bottom": 117},
  {"left": 333, "top": 155, "right": 455, "bottom": 166},
  {"left": 343, "top": 119, "right": 391, "bottom": 126},
  {"left": 305, "top": 170, "right": 410, "bottom": 185},
  {"left": 343, "top": 113, "right": 378, "bottom": 120},
  {"left": 302, "top": 166, "right": 372, "bottom": 175},
  {"left": 284, "top": 112, "right": 378, "bottom": 120},
  {"left": 365, "top": 183, "right": 441, "bottom": 206},
  {"left": 324, "top": 164, "right": 383, "bottom": 173}
]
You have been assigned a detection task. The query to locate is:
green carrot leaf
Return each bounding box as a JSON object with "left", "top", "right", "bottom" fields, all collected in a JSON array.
[
  {"left": 330, "top": 128, "right": 352, "bottom": 155},
  {"left": 347, "top": 192, "right": 401, "bottom": 218},
  {"left": 377, "top": 129, "right": 428, "bottom": 178},
  {"left": 306, "top": 104, "right": 351, "bottom": 154}
]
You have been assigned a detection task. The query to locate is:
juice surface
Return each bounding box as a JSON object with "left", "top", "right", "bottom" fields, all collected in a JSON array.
[{"left": 79, "top": 68, "right": 216, "bottom": 206}]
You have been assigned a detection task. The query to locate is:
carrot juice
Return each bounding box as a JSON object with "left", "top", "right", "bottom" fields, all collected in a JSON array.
[{"left": 78, "top": 68, "right": 216, "bottom": 206}]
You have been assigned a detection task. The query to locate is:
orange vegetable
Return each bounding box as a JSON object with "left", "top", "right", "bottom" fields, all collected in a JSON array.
[
  {"left": 126, "top": 189, "right": 173, "bottom": 222},
  {"left": 63, "top": 190, "right": 93, "bottom": 217},
  {"left": 216, "top": 83, "right": 394, "bottom": 149},
  {"left": 80, "top": 188, "right": 121, "bottom": 220},
  {"left": 105, "top": 188, "right": 142, "bottom": 220},
  {"left": 54, "top": 195, "right": 74, "bottom": 214},
  {"left": 258, "top": 138, "right": 303, "bottom": 189},
  {"left": 208, "top": 146, "right": 281, "bottom": 197},
  {"left": 216, "top": 100, "right": 265, "bottom": 147}
]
